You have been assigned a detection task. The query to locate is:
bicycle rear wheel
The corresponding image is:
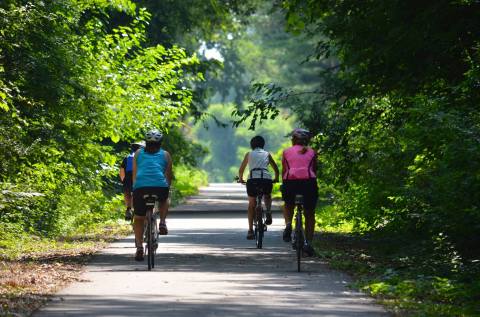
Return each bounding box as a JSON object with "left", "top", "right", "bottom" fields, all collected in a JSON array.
[
  {"left": 150, "top": 214, "right": 156, "bottom": 268},
  {"left": 147, "top": 214, "right": 153, "bottom": 271},
  {"left": 295, "top": 210, "right": 303, "bottom": 272},
  {"left": 255, "top": 205, "right": 264, "bottom": 249}
]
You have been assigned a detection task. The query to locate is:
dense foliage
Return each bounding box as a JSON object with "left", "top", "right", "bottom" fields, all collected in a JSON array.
[
  {"left": 241, "top": 0, "right": 480, "bottom": 257},
  {"left": 191, "top": 3, "right": 323, "bottom": 180},
  {"left": 0, "top": 0, "right": 202, "bottom": 240},
  {"left": 239, "top": 0, "right": 480, "bottom": 313}
]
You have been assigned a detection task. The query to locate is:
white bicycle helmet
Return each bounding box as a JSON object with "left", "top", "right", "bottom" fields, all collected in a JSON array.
[
  {"left": 131, "top": 141, "right": 145, "bottom": 147},
  {"left": 145, "top": 130, "right": 163, "bottom": 143}
]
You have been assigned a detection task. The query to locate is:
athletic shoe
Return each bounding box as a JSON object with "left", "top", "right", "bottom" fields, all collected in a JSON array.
[
  {"left": 159, "top": 222, "right": 168, "bottom": 235},
  {"left": 303, "top": 244, "right": 315, "bottom": 257},
  {"left": 265, "top": 212, "right": 272, "bottom": 225},
  {"left": 134, "top": 247, "right": 144, "bottom": 261},
  {"left": 283, "top": 225, "right": 292, "bottom": 242},
  {"left": 125, "top": 208, "right": 133, "bottom": 221}
]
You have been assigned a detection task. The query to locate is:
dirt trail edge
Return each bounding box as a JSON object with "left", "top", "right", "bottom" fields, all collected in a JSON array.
[{"left": 34, "top": 183, "right": 390, "bottom": 317}]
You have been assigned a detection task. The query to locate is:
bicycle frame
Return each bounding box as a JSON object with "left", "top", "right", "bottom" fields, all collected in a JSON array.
[
  {"left": 253, "top": 186, "right": 266, "bottom": 249},
  {"left": 143, "top": 195, "right": 159, "bottom": 271},
  {"left": 235, "top": 177, "right": 268, "bottom": 249}
]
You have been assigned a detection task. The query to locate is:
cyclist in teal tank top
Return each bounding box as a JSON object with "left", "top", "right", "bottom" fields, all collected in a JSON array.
[{"left": 132, "top": 129, "right": 172, "bottom": 261}]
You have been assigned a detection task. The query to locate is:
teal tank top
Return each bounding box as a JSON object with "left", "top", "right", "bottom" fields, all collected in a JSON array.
[{"left": 133, "top": 148, "right": 169, "bottom": 189}]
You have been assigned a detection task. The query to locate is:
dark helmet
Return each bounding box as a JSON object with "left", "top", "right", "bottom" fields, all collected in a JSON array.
[
  {"left": 130, "top": 141, "right": 145, "bottom": 151},
  {"left": 291, "top": 128, "right": 310, "bottom": 140}
]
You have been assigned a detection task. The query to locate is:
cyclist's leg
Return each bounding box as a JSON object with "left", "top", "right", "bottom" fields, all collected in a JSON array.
[
  {"left": 281, "top": 203, "right": 294, "bottom": 242},
  {"left": 247, "top": 196, "right": 256, "bottom": 231},
  {"left": 156, "top": 187, "right": 169, "bottom": 235},
  {"left": 133, "top": 215, "right": 145, "bottom": 245},
  {"left": 245, "top": 179, "right": 257, "bottom": 238},
  {"left": 124, "top": 175, "right": 133, "bottom": 220},
  {"left": 282, "top": 180, "right": 298, "bottom": 242},
  {"left": 302, "top": 179, "right": 318, "bottom": 256},
  {"left": 304, "top": 210, "right": 315, "bottom": 241},
  {"left": 282, "top": 180, "right": 295, "bottom": 224},
  {"left": 303, "top": 179, "right": 318, "bottom": 241},
  {"left": 264, "top": 194, "right": 272, "bottom": 212},
  {"left": 133, "top": 188, "right": 148, "bottom": 260},
  {"left": 124, "top": 189, "right": 132, "bottom": 208},
  {"left": 263, "top": 179, "right": 273, "bottom": 224},
  {"left": 303, "top": 210, "right": 316, "bottom": 256}
]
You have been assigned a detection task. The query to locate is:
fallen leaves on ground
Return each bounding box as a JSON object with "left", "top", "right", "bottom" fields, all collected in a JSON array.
[
  {"left": 0, "top": 249, "right": 95, "bottom": 316},
  {"left": 0, "top": 223, "right": 131, "bottom": 316}
]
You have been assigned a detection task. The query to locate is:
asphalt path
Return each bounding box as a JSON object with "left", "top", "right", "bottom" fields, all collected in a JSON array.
[{"left": 34, "top": 183, "right": 389, "bottom": 317}]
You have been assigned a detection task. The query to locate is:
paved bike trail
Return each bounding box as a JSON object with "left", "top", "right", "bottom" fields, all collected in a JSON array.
[{"left": 34, "top": 183, "right": 389, "bottom": 317}]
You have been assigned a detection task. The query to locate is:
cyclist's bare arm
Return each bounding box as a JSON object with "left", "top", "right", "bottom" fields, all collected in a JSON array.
[
  {"left": 119, "top": 167, "right": 125, "bottom": 182},
  {"left": 281, "top": 151, "right": 287, "bottom": 180},
  {"left": 268, "top": 153, "right": 280, "bottom": 183},
  {"left": 238, "top": 152, "right": 249, "bottom": 183},
  {"left": 164, "top": 151, "right": 173, "bottom": 186}
]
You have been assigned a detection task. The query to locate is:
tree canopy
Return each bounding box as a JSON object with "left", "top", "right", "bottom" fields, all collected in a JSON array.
[{"left": 0, "top": 0, "right": 202, "bottom": 236}]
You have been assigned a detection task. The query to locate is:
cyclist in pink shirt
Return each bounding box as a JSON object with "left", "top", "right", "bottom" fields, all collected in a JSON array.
[{"left": 281, "top": 128, "right": 318, "bottom": 256}]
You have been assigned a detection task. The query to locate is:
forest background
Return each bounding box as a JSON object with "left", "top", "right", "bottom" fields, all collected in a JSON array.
[{"left": 1, "top": 0, "right": 479, "bottom": 316}]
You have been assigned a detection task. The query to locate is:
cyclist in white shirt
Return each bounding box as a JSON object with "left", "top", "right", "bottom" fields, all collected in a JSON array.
[{"left": 238, "top": 136, "right": 279, "bottom": 239}]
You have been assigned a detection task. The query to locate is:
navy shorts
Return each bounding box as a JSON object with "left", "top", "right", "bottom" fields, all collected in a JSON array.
[
  {"left": 123, "top": 173, "right": 133, "bottom": 193},
  {"left": 246, "top": 178, "right": 273, "bottom": 197},
  {"left": 282, "top": 179, "right": 318, "bottom": 210},
  {"left": 133, "top": 187, "right": 169, "bottom": 216}
]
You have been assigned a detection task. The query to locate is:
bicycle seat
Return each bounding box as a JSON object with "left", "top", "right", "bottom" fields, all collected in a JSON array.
[
  {"left": 294, "top": 194, "right": 304, "bottom": 205},
  {"left": 143, "top": 194, "right": 158, "bottom": 206}
]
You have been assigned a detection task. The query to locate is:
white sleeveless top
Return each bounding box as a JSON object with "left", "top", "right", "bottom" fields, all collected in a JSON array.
[{"left": 248, "top": 148, "right": 272, "bottom": 180}]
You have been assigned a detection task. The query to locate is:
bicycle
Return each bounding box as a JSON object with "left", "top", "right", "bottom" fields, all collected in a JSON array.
[
  {"left": 293, "top": 194, "right": 305, "bottom": 272},
  {"left": 235, "top": 177, "right": 268, "bottom": 249},
  {"left": 143, "top": 194, "right": 160, "bottom": 270},
  {"left": 252, "top": 184, "right": 267, "bottom": 249}
]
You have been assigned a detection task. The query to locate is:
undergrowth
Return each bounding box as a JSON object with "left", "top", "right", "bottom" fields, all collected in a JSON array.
[{"left": 314, "top": 209, "right": 480, "bottom": 316}]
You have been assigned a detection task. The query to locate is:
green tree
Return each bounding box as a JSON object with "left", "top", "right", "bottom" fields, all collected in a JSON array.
[
  {"left": 0, "top": 0, "right": 202, "bottom": 237},
  {"left": 243, "top": 0, "right": 480, "bottom": 262}
]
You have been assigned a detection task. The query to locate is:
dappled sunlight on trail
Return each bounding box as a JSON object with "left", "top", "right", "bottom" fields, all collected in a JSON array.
[{"left": 34, "top": 184, "right": 389, "bottom": 317}]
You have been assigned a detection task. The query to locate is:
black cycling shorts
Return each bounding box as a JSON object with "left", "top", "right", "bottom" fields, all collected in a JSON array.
[
  {"left": 282, "top": 179, "right": 318, "bottom": 210},
  {"left": 133, "top": 187, "right": 169, "bottom": 216},
  {"left": 246, "top": 178, "right": 273, "bottom": 197},
  {"left": 123, "top": 173, "right": 133, "bottom": 193}
]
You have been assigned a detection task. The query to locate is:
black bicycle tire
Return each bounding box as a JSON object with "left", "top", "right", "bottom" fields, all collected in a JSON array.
[
  {"left": 147, "top": 213, "right": 152, "bottom": 271},
  {"left": 256, "top": 205, "right": 264, "bottom": 249},
  {"left": 151, "top": 214, "right": 155, "bottom": 268},
  {"left": 296, "top": 209, "right": 302, "bottom": 272}
]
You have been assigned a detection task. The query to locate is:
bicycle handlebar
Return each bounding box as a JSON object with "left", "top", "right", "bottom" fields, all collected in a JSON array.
[{"left": 234, "top": 176, "right": 279, "bottom": 184}]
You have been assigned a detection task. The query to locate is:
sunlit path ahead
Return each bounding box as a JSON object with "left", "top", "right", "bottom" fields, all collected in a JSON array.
[{"left": 34, "top": 183, "right": 389, "bottom": 317}]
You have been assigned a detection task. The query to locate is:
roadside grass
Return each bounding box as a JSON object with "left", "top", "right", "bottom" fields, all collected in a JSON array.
[
  {"left": 313, "top": 219, "right": 480, "bottom": 316},
  {"left": 0, "top": 171, "right": 206, "bottom": 316},
  {"left": 0, "top": 220, "right": 131, "bottom": 316},
  {"left": 170, "top": 165, "right": 208, "bottom": 205}
]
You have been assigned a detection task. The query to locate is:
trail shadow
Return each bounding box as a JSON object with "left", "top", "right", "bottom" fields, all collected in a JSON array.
[{"left": 34, "top": 293, "right": 389, "bottom": 317}]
